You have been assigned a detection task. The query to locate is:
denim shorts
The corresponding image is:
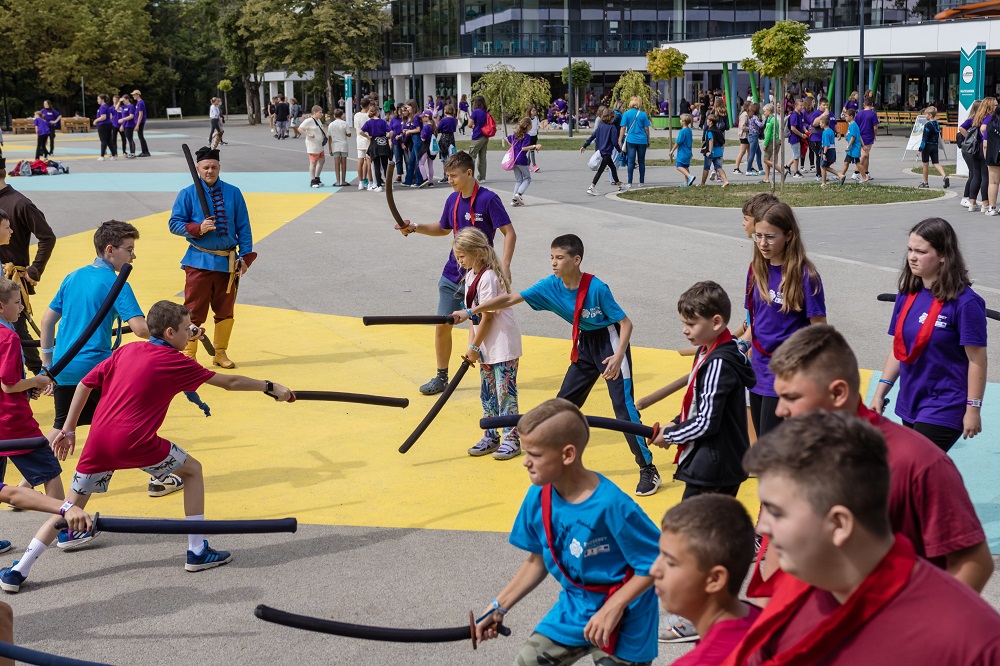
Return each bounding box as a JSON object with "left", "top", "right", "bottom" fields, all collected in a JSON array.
[
  {"left": 703, "top": 155, "right": 723, "bottom": 170},
  {"left": 437, "top": 275, "right": 465, "bottom": 317}
]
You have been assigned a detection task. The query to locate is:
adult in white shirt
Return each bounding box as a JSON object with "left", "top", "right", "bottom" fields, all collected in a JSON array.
[
  {"left": 354, "top": 98, "right": 372, "bottom": 190},
  {"left": 298, "top": 106, "right": 328, "bottom": 188},
  {"left": 327, "top": 108, "right": 351, "bottom": 187}
]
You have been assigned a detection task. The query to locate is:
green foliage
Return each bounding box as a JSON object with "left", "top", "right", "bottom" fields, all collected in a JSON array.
[
  {"left": 787, "top": 58, "right": 830, "bottom": 89},
  {"left": 744, "top": 21, "right": 810, "bottom": 79},
  {"left": 218, "top": 80, "right": 234, "bottom": 94},
  {"left": 561, "top": 61, "right": 593, "bottom": 89},
  {"left": 611, "top": 70, "right": 655, "bottom": 114},
  {"left": 647, "top": 47, "right": 687, "bottom": 82},
  {"left": 473, "top": 63, "right": 550, "bottom": 134}
]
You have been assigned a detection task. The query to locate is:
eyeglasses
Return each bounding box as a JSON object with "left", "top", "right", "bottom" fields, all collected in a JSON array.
[
  {"left": 116, "top": 246, "right": 136, "bottom": 257},
  {"left": 752, "top": 233, "right": 783, "bottom": 245}
]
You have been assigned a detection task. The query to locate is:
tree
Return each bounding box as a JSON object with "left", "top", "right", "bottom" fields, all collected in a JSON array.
[
  {"left": 611, "top": 70, "right": 655, "bottom": 114},
  {"left": 741, "top": 21, "right": 810, "bottom": 191},
  {"left": 647, "top": 46, "right": 688, "bottom": 143},
  {"left": 473, "top": 63, "right": 549, "bottom": 137},
  {"left": 218, "top": 79, "right": 233, "bottom": 117},
  {"left": 561, "top": 60, "right": 593, "bottom": 118},
  {"left": 787, "top": 58, "right": 830, "bottom": 93},
  {"left": 214, "top": 0, "right": 264, "bottom": 124}
]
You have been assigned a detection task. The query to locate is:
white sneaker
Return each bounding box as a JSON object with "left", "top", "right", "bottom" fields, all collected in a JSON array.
[
  {"left": 373, "top": 186, "right": 384, "bottom": 192},
  {"left": 358, "top": 181, "right": 365, "bottom": 190},
  {"left": 110, "top": 156, "right": 118, "bottom": 161},
  {"left": 961, "top": 197, "right": 970, "bottom": 207},
  {"left": 97, "top": 156, "right": 105, "bottom": 161},
  {"left": 587, "top": 186, "right": 599, "bottom": 196},
  {"left": 988, "top": 207, "right": 999, "bottom": 216},
  {"left": 968, "top": 204, "right": 981, "bottom": 212},
  {"left": 851, "top": 172, "right": 860, "bottom": 181}
]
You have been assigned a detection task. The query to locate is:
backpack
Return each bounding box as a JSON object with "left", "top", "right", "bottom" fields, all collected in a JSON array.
[
  {"left": 9, "top": 160, "right": 31, "bottom": 177},
  {"left": 482, "top": 112, "right": 497, "bottom": 137},
  {"left": 961, "top": 126, "right": 981, "bottom": 157},
  {"left": 429, "top": 134, "right": 440, "bottom": 157}
]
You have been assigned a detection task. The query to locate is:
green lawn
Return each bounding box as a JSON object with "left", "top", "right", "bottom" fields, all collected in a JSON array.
[
  {"left": 617, "top": 183, "right": 945, "bottom": 208},
  {"left": 908, "top": 164, "right": 965, "bottom": 177},
  {"left": 455, "top": 136, "right": 676, "bottom": 151}
]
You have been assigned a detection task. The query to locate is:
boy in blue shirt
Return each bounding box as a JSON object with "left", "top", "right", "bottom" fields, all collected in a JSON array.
[
  {"left": 454, "top": 234, "right": 661, "bottom": 496},
  {"left": 918, "top": 106, "right": 950, "bottom": 190},
  {"left": 699, "top": 115, "right": 729, "bottom": 187},
  {"left": 819, "top": 116, "right": 837, "bottom": 186},
  {"left": 837, "top": 108, "right": 863, "bottom": 186},
  {"left": 669, "top": 113, "right": 696, "bottom": 187},
  {"left": 474, "top": 399, "right": 660, "bottom": 664}
]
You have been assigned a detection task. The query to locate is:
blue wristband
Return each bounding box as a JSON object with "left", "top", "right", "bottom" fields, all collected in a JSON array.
[
  {"left": 491, "top": 598, "right": 508, "bottom": 615},
  {"left": 878, "top": 379, "right": 894, "bottom": 388}
]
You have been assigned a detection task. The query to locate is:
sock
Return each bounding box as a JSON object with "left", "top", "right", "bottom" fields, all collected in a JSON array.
[
  {"left": 436, "top": 368, "right": 448, "bottom": 381},
  {"left": 186, "top": 515, "right": 205, "bottom": 555},
  {"left": 13, "top": 539, "right": 47, "bottom": 576}
]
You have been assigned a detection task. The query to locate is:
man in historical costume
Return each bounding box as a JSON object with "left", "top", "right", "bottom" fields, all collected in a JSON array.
[
  {"left": 167, "top": 147, "right": 255, "bottom": 369},
  {"left": 0, "top": 157, "right": 57, "bottom": 375}
]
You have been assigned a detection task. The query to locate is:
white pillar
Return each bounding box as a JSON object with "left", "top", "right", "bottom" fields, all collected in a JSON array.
[
  {"left": 393, "top": 76, "right": 407, "bottom": 105},
  {"left": 258, "top": 82, "right": 266, "bottom": 114},
  {"left": 284, "top": 79, "right": 295, "bottom": 102},
  {"left": 422, "top": 74, "right": 436, "bottom": 105},
  {"left": 457, "top": 72, "right": 472, "bottom": 106},
  {"left": 268, "top": 81, "right": 279, "bottom": 101}
]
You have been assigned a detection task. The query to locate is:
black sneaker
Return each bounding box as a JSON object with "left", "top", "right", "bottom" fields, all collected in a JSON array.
[
  {"left": 635, "top": 464, "right": 661, "bottom": 496},
  {"left": 943, "top": 176, "right": 950, "bottom": 188},
  {"left": 419, "top": 376, "right": 447, "bottom": 395}
]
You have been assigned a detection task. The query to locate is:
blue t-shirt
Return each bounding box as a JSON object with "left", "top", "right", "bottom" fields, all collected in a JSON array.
[
  {"left": 675, "top": 126, "right": 693, "bottom": 163},
  {"left": 845, "top": 121, "right": 862, "bottom": 158},
  {"left": 520, "top": 274, "right": 625, "bottom": 330},
  {"left": 888, "top": 287, "right": 987, "bottom": 430},
  {"left": 822, "top": 127, "right": 835, "bottom": 148},
  {"left": 508, "top": 476, "right": 660, "bottom": 663},
  {"left": 437, "top": 186, "right": 511, "bottom": 284},
  {"left": 50, "top": 258, "right": 144, "bottom": 386},
  {"left": 619, "top": 109, "right": 650, "bottom": 145}
]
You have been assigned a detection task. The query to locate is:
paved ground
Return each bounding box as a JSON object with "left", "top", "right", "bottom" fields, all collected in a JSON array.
[{"left": 0, "top": 119, "right": 997, "bottom": 665}]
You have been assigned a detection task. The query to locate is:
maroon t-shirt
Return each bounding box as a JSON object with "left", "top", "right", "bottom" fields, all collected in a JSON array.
[
  {"left": 747, "top": 561, "right": 1000, "bottom": 665},
  {"left": 874, "top": 411, "right": 985, "bottom": 566},
  {"left": 674, "top": 603, "right": 761, "bottom": 666},
  {"left": 0, "top": 325, "right": 42, "bottom": 452}
]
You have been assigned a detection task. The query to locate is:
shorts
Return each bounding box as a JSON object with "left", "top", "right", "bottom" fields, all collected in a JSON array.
[
  {"left": 823, "top": 150, "right": 836, "bottom": 168},
  {"left": 844, "top": 155, "right": 860, "bottom": 164},
  {"left": 861, "top": 142, "right": 873, "bottom": 156},
  {"left": 330, "top": 151, "right": 347, "bottom": 158},
  {"left": 739, "top": 138, "right": 749, "bottom": 145},
  {"left": 356, "top": 138, "right": 371, "bottom": 153},
  {"left": 308, "top": 152, "right": 324, "bottom": 163},
  {"left": 70, "top": 443, "right": 188, "bottom": 495},
  {"left": 515, "top": 632, "right": 649, "bottom": 666},
  {"left": 436, "top": 275, "right": 464, "bottom": 317},
  {"left": 53, "top": 385, "right": 101, "bottom": 429},
  {"left": 703, "top": 155, "right": 723, "bottom": 170},
  {"left": 5, "top": 447, "right": 62, "bottom": 487},
  {"left": 676, "top": 161, "right": 690, "bottom": 170},
  {"left": 921, "top": 146, "right": 939, "bottom": 164}
]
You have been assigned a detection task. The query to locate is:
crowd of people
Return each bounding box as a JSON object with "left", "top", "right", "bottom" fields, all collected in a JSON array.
[{"left": 94, "top": 91, "right": 151, "bottom": 160}]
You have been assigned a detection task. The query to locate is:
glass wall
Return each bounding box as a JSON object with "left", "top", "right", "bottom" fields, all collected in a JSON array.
[{"left": 392, "top": 0, "right": 984, "bottom": 60}]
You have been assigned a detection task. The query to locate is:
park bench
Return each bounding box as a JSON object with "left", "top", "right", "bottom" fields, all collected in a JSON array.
[
  {"left": 11, "top": 119, "right": 33, "bottom": 134},
  {"left": 166, "top": 107, "right": 183, "bottom": 119},
  {"left": 62, "top": 118, "right": 90, "bottom": 133}
]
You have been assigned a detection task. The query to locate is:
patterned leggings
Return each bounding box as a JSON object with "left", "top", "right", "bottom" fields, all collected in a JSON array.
[{"left": 480, "top": 358, "right": 519, "bottom": 444}]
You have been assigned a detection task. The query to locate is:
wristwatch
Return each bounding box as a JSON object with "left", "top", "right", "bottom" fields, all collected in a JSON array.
[{"left": 264, "top": 380, "right": 275, "bottom": 398}]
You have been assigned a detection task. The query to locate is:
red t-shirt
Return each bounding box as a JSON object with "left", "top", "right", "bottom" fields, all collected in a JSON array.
[
  {"left": 77, "top": 342, "right": 215, "bottom": 473},
  {"left": 0, "top": 324, "right": 42, "bottom": 452},
  {"left": 674, "top": 603, "right": 761, "bottom": 666},
  {"left": 874, "top": 411, "right": 985, "bottom": 565},
  {"left": 746, "top": 561, "right": 1000, "bottom": 665}
]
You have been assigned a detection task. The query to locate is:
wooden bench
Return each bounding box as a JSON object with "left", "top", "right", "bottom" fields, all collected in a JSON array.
[
  {"left": 62, "top": 118, "right": 90, "bottom": 133},
  {"left": 166, "top": 107, "right": 183, "bottom": 119},
  {"left": 942, "top": 125, "right": 958, "bottom": 143},
  {"left": 11, "top": 119, "right": 33, "bottom": 134}
]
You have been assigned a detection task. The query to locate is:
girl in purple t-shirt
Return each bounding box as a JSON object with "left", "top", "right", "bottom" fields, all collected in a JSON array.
[
  {"left": 503, "top": 117, "right": 541, "bottom": 207},
  {"left": 94, "top": 94, "right": 117, "bottom": 160},
  {"left": 746, "top": 202, "right": 826, "bottom": 436},
  {"left": 32, "top": 111, "right": 50, "bottom": 159},
  {"left": 436, "top": 105, "right": 459, "bottom": 181},
  {"left": 458, "top": 95, "right": 470, "bottom": 135},
  {"left": 418, "top": 111, "right": 438, "bottom": 185},
  {"left": 119, "top": 94, "right": 137, "bottom": 158},
  {"left": 871, "top": 218, "right": 987, "bottom": 452}
]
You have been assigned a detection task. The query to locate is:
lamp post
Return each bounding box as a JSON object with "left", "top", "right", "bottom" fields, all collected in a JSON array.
[
  {"left": 858, "top": 3, "right": 865, "bottom": 99},
  {"left": 392, "top": 42, "right": 416, "bottom": 101},
  {"left": 544, "top": 24, "right": 572, "bottom": 137}
]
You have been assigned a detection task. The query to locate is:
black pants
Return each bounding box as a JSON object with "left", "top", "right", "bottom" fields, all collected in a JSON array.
[
  {"left": 47, "top": 131, "right": 56, "bottom": 154},
  {"left": 592, "top": 154, "right": 620, "bottom": 185},
  {"left": 682, "top": 483, "right": 741, "bottom": 501},
  {"left": 903, "top": 420, "right": 963, "bottom": 453},
  {"left": 528, "top": 135, "right": 538, "bottom": 166},
  {"left": 809, "top": 141, "right": 822, "bottom": 170},
  {"left": 14, "top": 311, "right": 41, "bottom": 375},
  {"left": 98, "top": 124, "right": 116, "bottom": 157},
  {"left": 35, "top": 135, "right": 49, "bottom": 159},
  {"left": 123, "top": 127, "right": 135, "bottom": 154},
  {"left": 969, "top": 154, "right": 988, "bottom": 202},
  {"left": 749, "top": 392, "right": 781, "bottom": 439},
  {"left": 136, "top": 122, "right": 149, "bottom": 154},
  {"left": 557, "top": 325, "right": 652, "bottom": 468},
  {"left": 963, "top": 151, "right": 974, "bottom": 198},
  {"left": 209, "top": 118, "right": 223, "bottom": 142},
  {"left": 371, "top": 155, "right": 389, "bottom": 187}
]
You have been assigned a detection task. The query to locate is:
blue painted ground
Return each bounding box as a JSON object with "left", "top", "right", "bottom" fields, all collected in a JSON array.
[
  {"left": 865, "top": 375, "right": 1000, "bottom": 552},
  {"left": 5, "top": 171, "right": 358, "bottom": 194},
  {"left": 3, "top": 147, "right": 173, "bottom": 156}
]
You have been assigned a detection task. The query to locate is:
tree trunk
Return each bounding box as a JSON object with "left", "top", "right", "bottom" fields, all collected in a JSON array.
[
  {"left": 776, "top": 78, "right": 784, "bottom": 194},
  {"left": 325, "top": 55, "right": 334, "bottom": 113},
  {"left": 667, "top": 78, "right": 674, "bottom": 147},
  {"left": 223, "top": 92, "right": 229, "bottom": 117},
  {"left": 244, "top": 73, "right": 260, "bottom": 125}
]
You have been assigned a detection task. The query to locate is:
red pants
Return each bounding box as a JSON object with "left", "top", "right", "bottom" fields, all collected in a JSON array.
[{"left": 183, "top": 267, "right": 236, "bottom": 326}]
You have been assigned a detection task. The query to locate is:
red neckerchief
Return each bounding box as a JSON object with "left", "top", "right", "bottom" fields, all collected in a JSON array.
[
  {"left": 748, "top": 402, "right": 886, "bottom": 600},
  {"left": 672, "top": 329, "right": 734, "bottom": 464},
  {"left": 726, "top": 534, "right": 916, "bottom": 666},
  {"left": 893, "top": 291, "right": 944, "bottom": 364},
  {"left": 465, "top": 267, "right": 487, "bottom": 309},
  {"left": 541, "top": 483, "right": 633, "bottom": 656},
  {"left": 452, "top": 183, "right": 479, "bottom": 235},
  {"left": 570, "top": 274, "right": 594, "bottom": 363}
]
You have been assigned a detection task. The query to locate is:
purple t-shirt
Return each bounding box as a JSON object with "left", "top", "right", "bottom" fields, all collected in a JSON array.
[
  {"left": 459, "top": 101, "right": 469, "bottom": 112},
  {"left": 34, "top": 117, "right": 50, "bottom": 135},
  {"left": 96, "top": 103, "right": 113, "bottom": 126},
  {"left": 855, "top": 109, "right": 879, "bottom": 144},
  {"left": 787, "top": 111, "right": 804, "bottom": 144},
  {"left": 437, "top": 116, "right": 458, "bottom": 134},
  {"left": 506, "top": 134, "right": 531, "bottom": 166},
  {"left": 135, "top": 99, "right": 147, "bottom": 124},
  {"left": 555, "top": 99, "right": 568, "bottom": 112},
  {"left": 981, "top": 114, "right": 994, "bottom": 130},
  {"left": 121, "top": 104, "right": 137, "bottom": 129},
  {"left": 361, "top": 117, "right": 390, "bottom": 138},
  {"left": 40, "top": 107, "right": 60, "bottom": 128},
  {"left": 437, "top": 186, "right": 511, "bottom": 284},
  {"left": 887, "top": 287, "right": 988, "bottom": 430},
  {"left": 470, "top": 108, "right": 487, "bottom": 140},
  {"left": 807, "top": 111, "right": 824, "bottom": 142},
  {"left": 845, "top": 100, "right": 859, "bottom": 113},
  {"left": 389, "top": 117, "right": 403, "bottom": 144},
  {"left": 420, "top": 123, "right": 434, "bottom": 142},
  {"left": 745, "top": 264, "right": 826, "bottom": 397}
]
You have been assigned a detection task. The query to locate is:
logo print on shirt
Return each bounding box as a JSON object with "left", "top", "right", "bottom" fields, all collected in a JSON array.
[
  {"left": 569, "top": 538, "right": 584, "bottom": 558},
  {"left": 918, "top": 312, "right": 948, "bottom": 329},
  {"left": 768, "top": 289, "right": 785, "bottom": 305},
  {"left": 581, "top": 307, "right": 604, "bottom": 320}
]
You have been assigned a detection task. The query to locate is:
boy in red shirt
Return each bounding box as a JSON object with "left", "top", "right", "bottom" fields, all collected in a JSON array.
[
  {"left": 651, "top": 494, "right": 760, "bottom": 665},
  {"left": 0, "top": 301, "right": 292, "bottom": 593},
  {"left": 725, "top": 412, "right": 1000, "bottom": 665}
]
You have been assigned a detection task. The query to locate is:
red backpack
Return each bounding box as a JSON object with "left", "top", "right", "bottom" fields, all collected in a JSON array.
[{"left": 482, "top": 112, "right": 497, "bottom": 138}]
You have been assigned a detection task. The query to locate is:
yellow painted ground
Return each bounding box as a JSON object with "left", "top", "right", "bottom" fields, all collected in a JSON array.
[{"left": 5, "top": 195, "right": 874, "bottom": 532}]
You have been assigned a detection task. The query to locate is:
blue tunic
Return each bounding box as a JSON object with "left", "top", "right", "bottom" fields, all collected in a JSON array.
[{"left": 168, "top": 179, "right": 253, "bottom": 273}]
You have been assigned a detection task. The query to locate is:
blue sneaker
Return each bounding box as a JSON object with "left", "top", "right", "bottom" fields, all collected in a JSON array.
[
  {"left": 0, "top": 540, "right": 11, "bottom": 554},
  {"left": 185, "top": 541, "right": 233, "bottom": 572},
  {"left": 56, "top": 528, "right": 96, "bottom": 550},
  {"left": 0, "top": 562, "right": 25, "bottom": 593}
]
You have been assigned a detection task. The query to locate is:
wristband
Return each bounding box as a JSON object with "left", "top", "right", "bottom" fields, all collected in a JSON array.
[
  {"left": 469, "top": 344, "right": 481, "bottom": 354},
  {"left": 59, "top": 501, "right": 73, "bottom": 517},
  {"left": 465, "top": 307, "right": 475, "bottom": 319},
  {"left": 263, "top": 380, "right": 276, "bottom": 398},
  {"left": 40, "top": 347, "right": 54, "bottom": 355},
  {"left": 967, "top": 399, "right": 983, "bottom": 408},
  {"left": 60, "top": 430, "right": 75, "bottom": 437},
  {"left": 878, "top": 379, "right": 894, "bottom": 388},
  {"left": 491, "top": 598, "right": 508, "bottom": 615}
]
